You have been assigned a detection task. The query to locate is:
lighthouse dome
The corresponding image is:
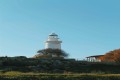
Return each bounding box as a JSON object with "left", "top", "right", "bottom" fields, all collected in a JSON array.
[{"left": 49, "top": 33, "right": 58, "bottom": 36}]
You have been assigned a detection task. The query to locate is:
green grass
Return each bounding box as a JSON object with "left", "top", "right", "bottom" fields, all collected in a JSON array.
[{"left": 1, "top": 71, "right": 120, "bottom": 80}]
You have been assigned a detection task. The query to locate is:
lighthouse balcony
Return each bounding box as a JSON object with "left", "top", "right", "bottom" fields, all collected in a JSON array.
[{"left": 45, "top": 41, "right": 62, "bottom": 43}]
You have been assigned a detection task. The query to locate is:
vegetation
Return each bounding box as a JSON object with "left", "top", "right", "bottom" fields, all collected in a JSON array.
[
  {"left": 101, "top": 49, "right": 120, "bottom": 63},
  {"left": 1, "top": 56, "right": 120, "bottom": 74},
  {"left": 34, "top": 48, "right": 68, "bottom": 58},
  {"left": 1, "top": 72, "right": 120, "bottom": 80},
  {"left": 1, "top": 49, "right": 120, "bottom": 79}
]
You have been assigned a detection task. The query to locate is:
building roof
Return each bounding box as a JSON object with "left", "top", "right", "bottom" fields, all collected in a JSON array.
[
  {"left": 49, "top": 33, "right": 58, "bottom": 36},
  {"left": 86, "top": 55, "right": 104, "bottom": 58}
]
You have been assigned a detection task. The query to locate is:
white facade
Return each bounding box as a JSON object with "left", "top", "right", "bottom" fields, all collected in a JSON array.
[
  {"left": 86, "top": 57, "right": 101, "bottom": 62},
  {"left": 86, "top": 55, "right": 104, "bottom": 62},
  {"left": 45, "top": 33, "right": 62, "bottom": 49}
]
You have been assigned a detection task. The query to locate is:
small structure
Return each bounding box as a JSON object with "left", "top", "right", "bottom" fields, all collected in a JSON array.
[
  {"left": 45, "top": 33, "right": 62, "bottom": 49},
  {"left": 86, "top": 55, "right": 104, "bottom": 62}
]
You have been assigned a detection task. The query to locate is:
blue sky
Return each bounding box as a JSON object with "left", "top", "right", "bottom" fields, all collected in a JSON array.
[{"left": 0, "top": 0, "right": 120, "bottom": 59}]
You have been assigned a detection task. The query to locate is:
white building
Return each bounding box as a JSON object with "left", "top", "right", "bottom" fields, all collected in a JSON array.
[
  {"left": 45, "top": 33, "right": 62, "bottom": 49},
  {"left": 86, "top": 55, "right": 104, "bottom": 62}
]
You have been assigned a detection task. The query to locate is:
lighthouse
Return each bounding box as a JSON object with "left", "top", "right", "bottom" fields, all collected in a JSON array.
[{"left": 45, "top": 33, "right": 62, "bottom": 49}]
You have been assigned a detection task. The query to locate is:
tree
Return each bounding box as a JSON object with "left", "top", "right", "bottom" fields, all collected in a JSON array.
[
  {"left": 101, "top": 49, "right": 120, "bottom": 63},
  {"left": 113, "top": 50, "right": 120, "bottom": 63},
  {"left": 33, "top": 48, "right": 69, "bottom": 58}
]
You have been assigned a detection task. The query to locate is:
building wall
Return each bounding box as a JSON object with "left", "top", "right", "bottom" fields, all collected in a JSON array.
[
  {"left": 45, "top": 41, "right": 61, "bottom": 49},
  {"left": 86, "top": 57, "right": 101, "bottom": 62}
]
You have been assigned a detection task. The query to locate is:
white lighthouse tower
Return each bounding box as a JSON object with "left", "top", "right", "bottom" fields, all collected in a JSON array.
[{"left": 45, "top": 33, "right": 62, "bottom": 49}]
